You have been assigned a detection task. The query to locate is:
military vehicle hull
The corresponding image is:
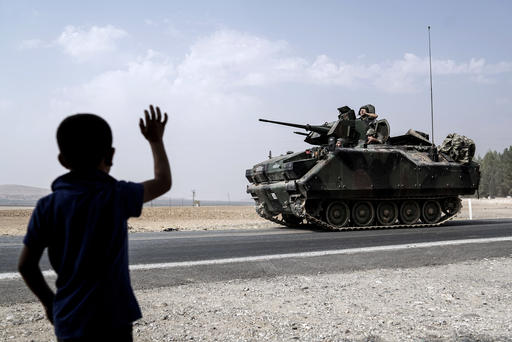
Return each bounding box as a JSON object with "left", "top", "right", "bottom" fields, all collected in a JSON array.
[{"left": 246, "top": 144, "right": 480, "bottom": 229}]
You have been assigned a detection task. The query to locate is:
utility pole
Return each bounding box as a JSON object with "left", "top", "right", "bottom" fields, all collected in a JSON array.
[
  {"left": 428, "top": 26, "right": 435, "bottom": 145},
  {"left": 192, "top": 190, "right": 196, "bottom": 207}
]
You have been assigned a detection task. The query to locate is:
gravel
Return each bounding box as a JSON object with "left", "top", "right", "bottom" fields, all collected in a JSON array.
[{"left": 2, "top": 257, "right": 512, "bottom": 341}]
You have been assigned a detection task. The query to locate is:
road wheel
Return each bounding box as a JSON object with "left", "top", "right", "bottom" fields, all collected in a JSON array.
[
  {"left": 351, "top": 201, "right": 375, "bottom": 226},
  {"left": 399, "top": 200, "right": 420, "bottom": 225},
  {"left": 442, "top": 197, "right": 461, "bottom": 215},
  {"left": 421, "top": 200, "right": 442, "bottom": 224},
  {"left": 376, "top": 201, "right": 398, "bottom": 226},
  {"left": 325, "top": 201, "right": 350, "bottom": 227}
]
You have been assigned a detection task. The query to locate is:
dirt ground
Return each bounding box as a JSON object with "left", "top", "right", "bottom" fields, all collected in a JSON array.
[
  {"left": 1, "top": 199, "right": 512, "bottom": 341},
  {"left": 2, "top": 257, "right": 512, "bottom": 341},
  {"left": 1, "top": 198, "right": 511, "bottom": 236}
]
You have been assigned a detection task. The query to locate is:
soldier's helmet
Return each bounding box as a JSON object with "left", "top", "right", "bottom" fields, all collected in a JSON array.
[{"left": 359, "top": 104, "right": 376, "bottom": 114}]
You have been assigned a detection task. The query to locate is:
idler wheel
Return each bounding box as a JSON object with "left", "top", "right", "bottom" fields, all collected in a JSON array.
[
  {"left": 351, "top": 201, "right": 375, "bottom": 226},
  {"left": 399, "top": 200, "right": 420, "bottom": 225},
  {"left": 325, "top": 201, "right": 350, "bottom": 227},
  {"left": 376, "top": 201, "right": 398, "bottom": 226},
  {"left": 421, "top": 200, "right": 442, "bottom": 224},
  {"left": 442, "top": 197, "right": 461, "bottom": 215}
]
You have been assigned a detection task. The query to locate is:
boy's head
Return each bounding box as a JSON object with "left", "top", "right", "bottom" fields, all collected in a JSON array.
[{"left": 57, "top": 114, "right": 114, "bottom": 171}]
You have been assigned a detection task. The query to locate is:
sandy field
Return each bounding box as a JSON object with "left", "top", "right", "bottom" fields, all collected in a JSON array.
[{"left": 1, "top": 198, "right": 511, "bottom": 236}]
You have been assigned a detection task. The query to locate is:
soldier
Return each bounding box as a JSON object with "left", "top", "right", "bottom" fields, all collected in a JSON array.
[
  {"left": 358, "top": 104, "right": 378, "bottom": 122},
  {"left": 366, "top": 128, "right": 383, "bottom": 144},
  {"left": 359, "top": 104, "right": 384, "bottom": 144}
]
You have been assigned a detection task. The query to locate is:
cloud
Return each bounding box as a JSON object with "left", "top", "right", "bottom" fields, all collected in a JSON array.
[
  {"left": 49, "top": 29, "right": 512, "bottom": 114},
  {"left": 48, "top": 29, "right": 512, "bottom": 133},
  {"left": 305, "top": 53, "right": 512, "bottom": 92},
  {"left": 50, "top": 50, "right": 176, "bottom": 116},
  {"left": 171, "top": 30, "right": 512, "bottom": 94},
  {"left": 23, "top": 28, "right": 512, "bottom": 92},
  {"left": 175, "top": 30, "right": 307, "bottom": 89},
  {"left": 56, "top": 25, "right": 127, "bottom": 61}
]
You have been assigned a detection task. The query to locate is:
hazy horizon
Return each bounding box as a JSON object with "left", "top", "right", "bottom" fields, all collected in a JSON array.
[{"left": 2, "top": 1, "right": 511, "bottom": 200}]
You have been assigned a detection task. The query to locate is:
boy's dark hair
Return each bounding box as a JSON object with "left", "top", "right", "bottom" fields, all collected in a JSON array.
[{"left": 57, "top": 114, "right": 113, "bottom": 170}]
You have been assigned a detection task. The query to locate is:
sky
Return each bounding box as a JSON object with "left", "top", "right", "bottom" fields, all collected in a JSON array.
[{"left": 1, "top": 0, "right": 511, "bottom": 201}]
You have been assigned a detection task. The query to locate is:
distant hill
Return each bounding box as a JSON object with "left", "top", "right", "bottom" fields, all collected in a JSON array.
[
  {"left": 0, "top": 184, "right": 252, "bottom": 207},
  {"left": 0, "top": 184, "right": 50, "bottom": 196},
  {"left": 0, "top": 184, "right": 50, "bottom": 205}
]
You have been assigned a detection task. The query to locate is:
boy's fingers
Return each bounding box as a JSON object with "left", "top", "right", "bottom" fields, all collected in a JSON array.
[
  {"left": 156, "top": 106, "right": 162, "bottom": 122},
  {"left": 139, "top": 118, "right": 145, "bottom": 132},
  {"left": 163, "top": 113, "right": 168, "bottom": 125},
  {"left": 144, "top": 110, "right": 150, "bottom": 124},
  {"left": 150, "top": 105, "right": 156, "bottom": 120}
]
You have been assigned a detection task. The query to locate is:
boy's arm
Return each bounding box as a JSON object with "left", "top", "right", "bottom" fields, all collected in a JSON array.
[
  {"left": 140, "top": 105, "right": 172, "bottom": 203},
  {"left": 18, "top": 245, "right": 55, "bottom": 323}
]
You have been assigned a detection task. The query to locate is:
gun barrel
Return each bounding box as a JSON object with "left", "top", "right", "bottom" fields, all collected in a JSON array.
[{"left": 259, "top": 118, "right": 330, "bottom": 134}]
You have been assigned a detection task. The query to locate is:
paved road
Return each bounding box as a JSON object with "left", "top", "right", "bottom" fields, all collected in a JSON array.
[{"left": 1, "top": 219, "right": 512, "bottom": 304}]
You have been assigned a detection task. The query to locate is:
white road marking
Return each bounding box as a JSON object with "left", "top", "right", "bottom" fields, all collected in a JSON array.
[
  {"left": 0, "top": 269, "right": 56, "bottom": 281},
  {"left": 2, "top": 236, "right": 511, "bottom": 281}
]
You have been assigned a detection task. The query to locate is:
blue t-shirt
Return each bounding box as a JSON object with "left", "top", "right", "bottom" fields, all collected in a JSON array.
[{"left": 23, "top": 170, "right": 144, "bottom": 339}]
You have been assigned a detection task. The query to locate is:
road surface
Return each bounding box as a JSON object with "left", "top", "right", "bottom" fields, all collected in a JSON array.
[{"left": 1, "top": 219, "right": 511, "bottom": 305}]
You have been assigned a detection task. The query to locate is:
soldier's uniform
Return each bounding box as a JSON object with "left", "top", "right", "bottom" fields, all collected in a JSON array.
[{"left": 359, "top": 104, "right": 384, "bottom": 144}]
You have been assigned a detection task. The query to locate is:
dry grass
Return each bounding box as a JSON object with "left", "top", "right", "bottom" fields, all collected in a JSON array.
[{"left": 127, "top": 206, "right": 273, "bottom": 232}]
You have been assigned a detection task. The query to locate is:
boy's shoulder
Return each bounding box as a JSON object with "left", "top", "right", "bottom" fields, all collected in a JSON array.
[
  {"left": 47, "top": 171, "right": 144, "bottom": 218},
  {"left": 51, "top": 170, "right": 116, "bottom": 190},
  {"left": 36, "top": 171, "right": 142, "bottom": 210}
]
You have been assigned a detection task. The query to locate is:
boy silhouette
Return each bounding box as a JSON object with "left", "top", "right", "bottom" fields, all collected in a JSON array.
[{"left": 18, "top": 105, "right": 171, "bottom": 341}]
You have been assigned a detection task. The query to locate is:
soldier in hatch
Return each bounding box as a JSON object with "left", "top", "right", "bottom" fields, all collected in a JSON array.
[
  {"left": 359, "top": 104, "right": 384, "bottom": 144},
  {"left": 358, "top": 104, "right": 378, "bottom": 122}
]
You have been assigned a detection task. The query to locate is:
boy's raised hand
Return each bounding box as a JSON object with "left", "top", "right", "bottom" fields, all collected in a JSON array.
[
  {"left": 139, "top": 104, "right": 172, "bottom": 202},
  {"left": 139, "top": 105, "right": 168, "bottom": 142}
]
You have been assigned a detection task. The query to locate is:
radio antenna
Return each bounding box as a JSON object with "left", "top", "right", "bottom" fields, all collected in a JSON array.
[{"left": 428, "top": 26, "right": 435, "bottom": 145}]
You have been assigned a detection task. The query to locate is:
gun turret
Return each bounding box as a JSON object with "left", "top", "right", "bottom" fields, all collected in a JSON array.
[{"left": 259, "top": 119, "right": 330, "bottom": 135}]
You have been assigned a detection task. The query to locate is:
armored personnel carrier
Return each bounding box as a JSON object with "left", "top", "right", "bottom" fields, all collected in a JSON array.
[{"left": 245, "top": 107, "right": 480, "bottom": 230}]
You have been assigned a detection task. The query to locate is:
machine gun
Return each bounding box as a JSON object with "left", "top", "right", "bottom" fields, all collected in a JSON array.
[
  {"left": 259, "top": 118, "right": 333, "bottom": 145},
  {"left": 259, "top": 119, "right": 331, "bottom": 134}
]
